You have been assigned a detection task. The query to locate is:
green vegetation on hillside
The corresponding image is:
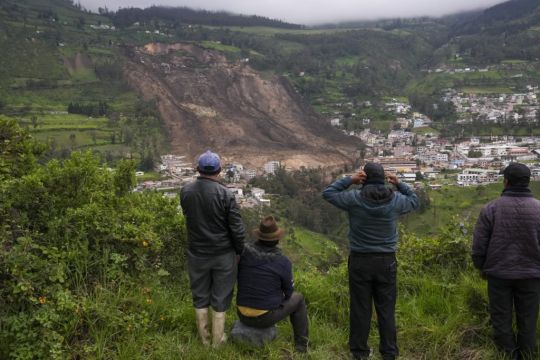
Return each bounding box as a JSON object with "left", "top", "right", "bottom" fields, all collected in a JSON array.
[
  {"left": 403, "top": 182, "right": 540, "bottom": 236},
  {"left": 0, "top": 120, "right": 523, "bottom": 359}
]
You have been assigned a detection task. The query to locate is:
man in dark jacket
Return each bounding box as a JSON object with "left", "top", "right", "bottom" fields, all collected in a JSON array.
[
  {"left": 236, "top": 216, "right": 309, "bottom": 352},
  {"left": 180, "top": 150, "right": 245, "bottom": 347},
  {"left": 322, "top": 163, "right": 418, "bottom": 360},
  {"left": 472, "top": 162, "right": 540, "bottom": 360}
]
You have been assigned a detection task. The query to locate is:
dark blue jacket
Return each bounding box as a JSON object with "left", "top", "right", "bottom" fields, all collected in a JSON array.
[
  {"left": 323, "top": 176, "right": 418, "bottom": 253},
  {"left": 236, "top": 242, "right": 293, "bottom": 310}
]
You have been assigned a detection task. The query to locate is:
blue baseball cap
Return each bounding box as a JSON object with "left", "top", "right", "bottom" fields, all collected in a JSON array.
[{"left": 197, "top": 150, "right": 221, "bottom": 173}]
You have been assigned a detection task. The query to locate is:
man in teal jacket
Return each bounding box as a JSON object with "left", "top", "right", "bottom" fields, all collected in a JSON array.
[{"left": 322, "top": 162, "right": 418, "bottom": 360}]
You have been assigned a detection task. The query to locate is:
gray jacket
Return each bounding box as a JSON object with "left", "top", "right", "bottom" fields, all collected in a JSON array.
[
  {"left": 472, "top": 188, "right": 540, "bottom": 279},
  {"left": 180, "top": 177, "right": 245, "bottom": 256}
]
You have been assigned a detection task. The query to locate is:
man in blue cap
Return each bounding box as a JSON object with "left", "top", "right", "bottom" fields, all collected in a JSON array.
[
  {"left": 322, "top": 162, "right": 418, "bottom": 360},
  {"left": 473, "top": 162, "right": 540, "bottom": 360},
  {"left": 180, "top": 150, "right": 245, "bottom": 347}
]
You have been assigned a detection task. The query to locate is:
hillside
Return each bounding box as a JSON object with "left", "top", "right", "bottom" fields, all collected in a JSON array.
[
  {"left": 0, "top": 119, "right": 529, "bottom": 359},
  {"left": 123, "top": 42, "right": 357, "bottom": 168}
]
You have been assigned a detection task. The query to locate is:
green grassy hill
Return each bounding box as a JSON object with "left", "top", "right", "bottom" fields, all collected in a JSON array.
[{"left": 404, "top": 181, "right": 540, "bottom": 236}]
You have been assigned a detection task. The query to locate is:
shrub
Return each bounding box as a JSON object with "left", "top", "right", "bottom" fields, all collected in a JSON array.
[{"left": 0, "top": 122, "right": 186, "bottom": 358}]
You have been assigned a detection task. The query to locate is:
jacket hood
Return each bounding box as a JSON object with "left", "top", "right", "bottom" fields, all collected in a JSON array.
[
  {"left": 359, "top": 184, "right": 396, "bottom": 216},
  {"left": 241, "top": 241, "right": 282, "bottom": 266}
]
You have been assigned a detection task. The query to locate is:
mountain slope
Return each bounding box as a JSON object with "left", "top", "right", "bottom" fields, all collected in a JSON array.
[{"left": 123, "top": 43, "right": 357, "bottom": 168}]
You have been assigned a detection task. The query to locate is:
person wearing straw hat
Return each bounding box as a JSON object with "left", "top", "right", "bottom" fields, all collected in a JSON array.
[{"left": 236, "top": 215, "right": 309, "bottom": 353}]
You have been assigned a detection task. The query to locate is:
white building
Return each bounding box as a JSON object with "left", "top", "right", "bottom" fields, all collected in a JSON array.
[
  {"left": 330, "top": 118, "right": 342, "bottom": 126},
  {"left": 263, "top": 161, "right": 281, "bottom": 175},
  {"left": 457, "top": 168, "right": 499, "bottom": 186},
  {"left": 244, "top": 169, "right": 257, "bottom": 179},
  {"left": 251, "top": 187, "right": 266, "bottom": 200}
]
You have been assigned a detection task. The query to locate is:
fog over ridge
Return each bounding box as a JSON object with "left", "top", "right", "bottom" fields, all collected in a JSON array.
[{"left": 80, "top": 0, "right": 508, "bottom": 24}]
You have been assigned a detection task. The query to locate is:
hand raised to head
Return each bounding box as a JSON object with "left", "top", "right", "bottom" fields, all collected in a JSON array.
[
  {"left": 351, "top": 170, "right": 367, "bottom": 185},
  {"left": 385, "top": 172, "right": 400, "bottom": 185}
]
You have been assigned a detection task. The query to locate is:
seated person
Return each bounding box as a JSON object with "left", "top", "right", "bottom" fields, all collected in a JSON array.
[{"left": 236, "top": 216, "right": 309, "bottom": 352}]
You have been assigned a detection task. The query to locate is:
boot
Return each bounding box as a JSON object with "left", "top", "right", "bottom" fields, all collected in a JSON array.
[
  {"left": 195, "top": 308, "right": 210, "bottom": 346},
  {"left": 212, "top": 311, "right": 227, "bottom": 347}
]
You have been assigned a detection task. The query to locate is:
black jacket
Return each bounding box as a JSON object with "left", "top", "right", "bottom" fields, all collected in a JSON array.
[
  {"left": 236, "top": 241, "right": 293, "bottom": 310},
  {"left": 472, "top": 187, "right": 540, "bottom": 279},
  {"left": 180, "top": 177, "right": 245, "bottom": 256}
]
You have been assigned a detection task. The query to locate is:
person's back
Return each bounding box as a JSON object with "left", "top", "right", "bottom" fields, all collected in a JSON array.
[
  {"left": 179, "top": 150, "right": 245, "bottom": 348},
  {"left": 474, "top": 194, "right": 540, "bottom": 279},
  {"left": 181, "top": 177, "right": 244, "bottom": 256},
  {"left": 236, "top": 216, "right": 309, "bottom": 353},
  {"left": 322, "top": 163, "right": 418, "bottom": 360},
  {"left": 472, "top": 162, "right": 540, "bottom": 359}
]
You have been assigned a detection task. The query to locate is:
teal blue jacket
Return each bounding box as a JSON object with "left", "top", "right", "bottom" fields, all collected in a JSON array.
[{"left": 322, "top": 177, "right": 419, "bottom": 253}]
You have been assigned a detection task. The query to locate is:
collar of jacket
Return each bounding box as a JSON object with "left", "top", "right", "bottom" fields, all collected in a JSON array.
[
  {"left": 361, "top": 184, "right": 394, "bottom": 204},
  {"left": 197, "top": 176, "right": 222, "bottom": 184},
  {"left": 502, "top": 186, "right": 533, "bottom": 197},
  {"left": 245, "top": 241, "right": 282, "bottom": 259}
]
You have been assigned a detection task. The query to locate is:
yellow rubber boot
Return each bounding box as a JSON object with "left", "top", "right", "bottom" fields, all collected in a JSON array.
[{"left": 195, "top": 308, "right": 210, "bottom": 346}]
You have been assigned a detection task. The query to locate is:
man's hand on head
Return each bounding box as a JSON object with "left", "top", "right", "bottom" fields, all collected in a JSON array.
[
  {"left": 351, "top": 170, "right": 367, "bottom": 185},
  {"left": 386, "top": 172, "right": 400, "bottom": 185}
]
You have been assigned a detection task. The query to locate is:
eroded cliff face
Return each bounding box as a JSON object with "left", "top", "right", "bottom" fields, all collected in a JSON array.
[{"left": 123, "top": 43, "right": 358, "bottom": 168}]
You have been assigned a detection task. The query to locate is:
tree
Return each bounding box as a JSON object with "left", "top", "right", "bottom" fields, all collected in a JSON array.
[
  {"left": 69, "top": 133, "right": 77, "bottom": 149},
  {"left": 468, "top": 149, "right": 482, "bottom": 158}
]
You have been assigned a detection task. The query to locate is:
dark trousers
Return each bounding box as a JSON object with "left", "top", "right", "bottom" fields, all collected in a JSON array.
[
  {"left": 487, "top": 276, "right": 540, "bottom": 359},
  {"left": 349, "top": 252, "right": 398, "bottom": 360},
  {"left": 187, "top": 250, "right": 237, "bottom": 312},
  {"left": 238, "top": 292, "right": 309, "bottom": 347}
]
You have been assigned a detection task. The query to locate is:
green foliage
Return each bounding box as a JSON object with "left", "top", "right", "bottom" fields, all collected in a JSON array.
[
  {"left": 249, "top": 168, "right": 347, "bottom": 237},
  {"left": 0, "top": 123, "right": 185, "bottom": 359},
  {"left": 0, "top": 118, "right": 46, "bottom": 180},
  {"left": 399, "top": 217, "right": 473, "bottom": 274}
]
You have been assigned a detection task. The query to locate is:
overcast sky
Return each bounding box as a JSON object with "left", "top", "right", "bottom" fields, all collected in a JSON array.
[{"left": 79, "top": 0, "right": 508, "bottom": 25}]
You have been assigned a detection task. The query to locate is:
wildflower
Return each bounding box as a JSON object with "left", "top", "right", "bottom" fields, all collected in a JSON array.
[
  {"left": 39, "top": 296, "right": 47, "bottom": 304},
  {"left": 160, "top": 315, "right": 165, "bottom": 321},
  {"left": 127, "top": 324, "right": 133, "bottom": 332},
  {"left": 146, "top": 298, "right": 153, "bottom": 304},
  {"left": 142, "top": 287, "right": 151, "bottom": 294},
  {"left": 142, "top": 240, "right": 149, "bottom": 247}
]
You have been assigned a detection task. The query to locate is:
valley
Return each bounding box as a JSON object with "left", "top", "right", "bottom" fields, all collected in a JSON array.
[{"left": 1, "top": 0, "right": 540, "bottom": 359}]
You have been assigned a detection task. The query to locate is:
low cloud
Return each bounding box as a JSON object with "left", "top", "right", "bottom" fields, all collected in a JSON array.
[{"left": 81, "top": 0, "right": 508, "bottom": 24}]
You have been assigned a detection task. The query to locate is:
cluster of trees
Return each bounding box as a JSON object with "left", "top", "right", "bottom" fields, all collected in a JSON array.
[
  {"left": 94, "top": 61, "right": 123, "bottom": 81},
  {"left": 250, "top": 166, "right": 432, "bottom": 239},
  {"left": 408, "top": 92, "right": 457, "bottom": 122},
  {"left": 110, "top": 6, "right": 302, "bottom": 29},
  {"left": 249, "top": 168, "right": 347, "bottom": 237},
  {"left": 24, "top": 79, "right": 57, "bottom": 90},
  {"left": 0, "top": 119, "right": 185, "bottom": 358},
  {"left": 67, "top": 101, "right": 109, "bottom": 117}
]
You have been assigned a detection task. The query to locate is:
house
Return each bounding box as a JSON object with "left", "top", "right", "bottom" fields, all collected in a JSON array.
[
  {"left": 263, "top": 161, "right": 281, "bottom": 175},
  {"left": 330, "top": 118, "right": 342, "bottom": 126},
  {"left": 399, "top": 173, "right": 417, "bottom": 183},
  {"left": 251, "top": 188, "right": 266, "bottom": 200},
  {"left": 457, "top": 168, "right": 499, "bottom": 186},
  {"left": 243, "top": 169, "right": 257, "bottom": 179}
]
